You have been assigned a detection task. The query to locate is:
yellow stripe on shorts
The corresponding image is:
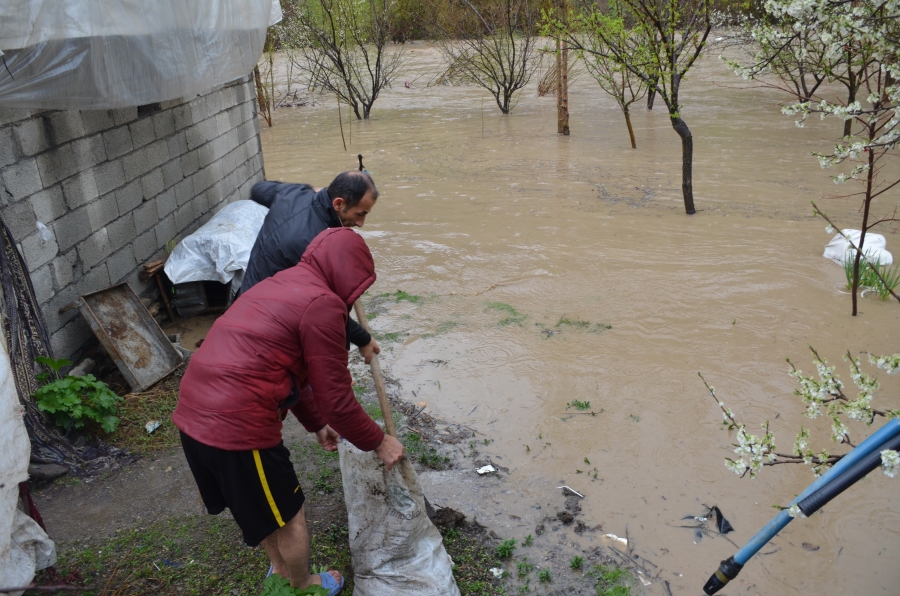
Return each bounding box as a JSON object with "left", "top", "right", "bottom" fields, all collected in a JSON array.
[{"left": 252, "top": 450, "right": 285, "bottom": 527}]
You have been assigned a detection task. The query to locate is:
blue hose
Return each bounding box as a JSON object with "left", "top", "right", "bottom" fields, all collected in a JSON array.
[{"left": 703, "top": 417, "right": 900, "bottom": 594}]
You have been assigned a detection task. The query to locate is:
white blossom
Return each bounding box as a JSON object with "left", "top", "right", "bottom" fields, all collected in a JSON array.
[{"left": 882, "top": 450, "right": 900, "bottom": 478}]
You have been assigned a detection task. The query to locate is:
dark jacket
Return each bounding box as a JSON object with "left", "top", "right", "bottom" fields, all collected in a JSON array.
[
  {"left": 173, "top": 228, "right": 385, "bottom": 452},
  {"left": 242, "top": 181, "right": 371, "bottom": 347}
]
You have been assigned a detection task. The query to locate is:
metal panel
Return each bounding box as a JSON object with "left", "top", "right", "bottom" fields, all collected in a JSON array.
[{"left": 77, "top": 282, "right": 182, "bottom": 391}]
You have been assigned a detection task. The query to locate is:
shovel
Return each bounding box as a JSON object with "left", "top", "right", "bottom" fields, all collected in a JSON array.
[{"left": 337, "top": 302, "right": 460, "bottom": 596}]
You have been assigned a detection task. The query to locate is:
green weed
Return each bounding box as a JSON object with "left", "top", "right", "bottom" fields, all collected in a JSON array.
[
  {"left": 486, "top": 302, "right": 526, "bottom": 325},
  {"left": 556, "top": 316, "right": 612, "bottom": 332},
  {"left": 522, "top": 535, "right": 533, "bottom": 547},
  {"left": 496, "top": 538, "right": 517, "bottom": 559},
  {"left": 378, "top": 290, "right": 423, "bottom": 303},
  {"left": 566, "top": 400, "right": 591, "bottom": 411},
  {"left": 845, "top": 258, "right": 900, "bottom": 300},
  {"left": 517, "top": 558, "right": 535, "bottom": 577},
  {"left": 588, "top": 564, "right": 631, "bottom": 596},
  {"left": 537, "top": 568, "right": 551, "bottom": 583},
  {"left": 402, "top": 432, "right": 451, "bottom": 469},
  {"left": 570, "top": 556, "right": 584, "bottom": 570}
]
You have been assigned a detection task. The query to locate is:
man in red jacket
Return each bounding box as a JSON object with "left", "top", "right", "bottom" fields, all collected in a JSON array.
[{"left": 173, "top": 227, "right": 404, "bottom": 594}]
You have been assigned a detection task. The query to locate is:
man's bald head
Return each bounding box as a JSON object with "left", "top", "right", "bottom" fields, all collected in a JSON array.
[
  {"left": 328, "top": 171, "right": 378, "bottom": 228},
  {"left": 327, "top": 171, "right": 378, "bottom": 208}
]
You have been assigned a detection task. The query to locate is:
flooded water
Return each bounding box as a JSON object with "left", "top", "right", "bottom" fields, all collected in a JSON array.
[{"left": 260, "top": 45, "right": 900, "bottom": 594}]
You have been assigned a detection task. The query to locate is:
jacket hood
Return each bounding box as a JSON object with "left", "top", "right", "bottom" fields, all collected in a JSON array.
[{"left": 301, "top": 227, "right": 375, "bottom": 305}]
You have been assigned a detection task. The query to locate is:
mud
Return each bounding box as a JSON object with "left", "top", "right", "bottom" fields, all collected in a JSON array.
[{"left": 261, "top": 44, "right": 900, "bottom": 595}]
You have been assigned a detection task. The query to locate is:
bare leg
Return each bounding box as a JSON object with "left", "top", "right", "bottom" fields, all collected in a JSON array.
[{"left": 265, "top": 505, "right": 341, "bottom": 588}]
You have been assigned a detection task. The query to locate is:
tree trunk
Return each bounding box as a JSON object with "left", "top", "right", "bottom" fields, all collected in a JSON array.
[
  {"left": 559, "top": 41, "right": 570, "bottom": 135},
  {"left": 624, "top": 108, "right": 636, "bottom": 148},
  {"left": 253, "top": 66, "right": 272, "bottom": 127},
  {"left": 670, "top": 116, "right": 696, "bottom": 214},
  {"left": 851, "top": 129, "right": 877, "bottom": 316},
  {"left": 647, "top": 84, "right": 657, "bottom": 110}
]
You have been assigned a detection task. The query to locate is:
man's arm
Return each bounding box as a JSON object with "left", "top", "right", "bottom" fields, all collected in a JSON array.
[
  {"left": 248, "top": 181, "right": 282, "bottom": 208},
  {"left": 300, "top": 297, "right": 385, "bottom": 451},
  {"left": 348, "top": 318, "right": 372, "bottom": 348}
]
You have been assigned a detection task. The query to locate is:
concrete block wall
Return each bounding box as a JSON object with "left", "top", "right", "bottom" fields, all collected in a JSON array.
[{"left": 0, "top": 75, "right": 265, "bottom": 358}]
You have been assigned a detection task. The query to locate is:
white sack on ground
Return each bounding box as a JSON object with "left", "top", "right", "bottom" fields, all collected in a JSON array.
[
  {"left": 0, "top": 0, "right": 281, "bottom": 109},
  {"left": 823, "top": 229, "right": 893, "bottom": 266},
  {"left": 339, "top": 441, "right": 460, "bottom": 596},
  {"left": 164, "top": 200, "right": 268, "bottom": 285},
  {"left": 0, "top": 330, "right": 56, "bottom": 593}
]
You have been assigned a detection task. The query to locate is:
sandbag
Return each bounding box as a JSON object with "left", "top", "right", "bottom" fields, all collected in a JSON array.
[
  {"left": 164, "top": 200, "right": 268, "bottom": 285},
  {"left": 339, "top": 441, "right": 459, "bottom": 596},
  {"left": 823, "top": 229, "right": 892, "bottom": 266}
]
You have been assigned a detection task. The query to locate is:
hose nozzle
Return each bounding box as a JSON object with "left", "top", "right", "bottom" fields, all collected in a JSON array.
[{"left": 703, "top": 556, "right": 743, "bottom": 595}]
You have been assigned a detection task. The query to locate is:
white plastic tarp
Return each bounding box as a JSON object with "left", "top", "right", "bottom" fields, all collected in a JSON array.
[
  {"left": 823, "top": 229, "right": 893, "bottom": 266},
  {"left": 0, "top": 0, "right": 282, "bottom": 109},
  {"left": 164, "top": 199, "right": 268, "bottom": 285},
  {"left": 0, "top": 333, "right": 56, "bottom": 594}
]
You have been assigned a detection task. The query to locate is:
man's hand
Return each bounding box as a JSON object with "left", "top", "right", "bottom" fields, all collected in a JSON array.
[
  {"left": 315, "top": 425, "right": 340, "bottom": 452},
  {"left": 358, "top": 339, "right": 381, "bottom": 364},
  {"left": 374, "top": 434, "right": 404, "bottom": 470}
]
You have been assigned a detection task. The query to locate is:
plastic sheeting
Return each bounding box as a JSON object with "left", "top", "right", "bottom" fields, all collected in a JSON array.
[
  {"left": 823, "top": 229, "right": 893, "bottom": 266},
  {"left": 0, "top": 0, "right": 282, "bottom": 109},
  {"left": 0, "top": 331, "right": 56, "bottom": 593},
  {"left": 164, "top": 199, "right": 268, "bottom": 285}
]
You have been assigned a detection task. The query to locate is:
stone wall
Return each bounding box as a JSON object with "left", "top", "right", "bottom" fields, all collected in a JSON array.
[{"left": 0, "top": 75, "right": 265, "bottom": 358}]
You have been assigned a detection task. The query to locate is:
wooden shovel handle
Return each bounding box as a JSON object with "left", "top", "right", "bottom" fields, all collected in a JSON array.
[{"left": 353, "top": 301, "right": 397, "bottom": 438}]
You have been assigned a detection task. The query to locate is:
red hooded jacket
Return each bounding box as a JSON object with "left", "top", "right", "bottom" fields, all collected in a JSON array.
[{"left": 172, "top": 227, "right": 385, "bottom": 452}]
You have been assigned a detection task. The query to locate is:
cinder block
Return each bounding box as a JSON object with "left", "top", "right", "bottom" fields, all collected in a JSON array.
[
  {"left": 180, "top": 150, "right": 200, "bottom": 178},
  {"left": 156, "top": 190, "right": 176, "bottom": 218},
  {"left": 206, "top": 180, "right": 224, "bottom": 207},
  {"left": 111, "top": 107, "right": 138, "bottom": 126},
  {"left": 215, "top": 111, "right": 231, "bottom": 137},
  {"left": 0, "top": 127, "right": 19, "bottom": 168},
  {"left": 173, "top": 176, "right": 195, "bottom": 206},
  {"left": 140, "top": 168, "right": 165, "bottom": 199},
  {"left": 188, "top": 96, "right": 207, "bottom": 122},
  {"left": 173, "top": 203, "right": 193, "bottom": 232},
  {"left": 133, "top": 199, "right": 159, "bottom": 235},
  {"left": 81, "top": 110, "right": 115, "bottom": 134},
  {"left": 237, "top": 119, "right": 254, "bottom": 144},
  {"left": 234, "top": 81, "right": 249, "bottom": 104},
  {"left": 222, "top": 151, "right": 237, "bottom": 180},
  {"left": 167, "top": 131, "right": 188, "bottom": 159},
  {"left": 191, "top": 191, "right": 210, "bottom": 220},
  {"left": 190, "top": 165, "right": 213, "bottom": 194},
  {"left": 30, "top": 186, "right": 66, "bottom": 223},
  {"left": 114, "top": 180, "right": 143, "bottom": 214},
  {"left": 195, "top": 118, "right": 219, "bottom": 150},
  {"left": 198, "top": 143, "right": 215, "bottom": 169},
  {"left": 153, "top": 111, "right": 176, "bottom": 139},
  {"left": 173, "top": 104, "right": 193, "bottom": 131},
  {"left": 127, "top": 268, "right": 154, "bottom": 296},
  {"left": 72, "top": 135, "right": 107, "bottom": 170},
  {"left": 76, "top": 261, "right": 111, "bottom": 295},
  {"left": 220, "top": 129, "right": 239, "bottom": 160},
  {"left": 94, "top": 160, "right": 126, "bottom": 195},
  {"left": 21, "top": 228, "right": 59, "bottom": 272},
  {"left": 14, "top": 117, "right": 51, "bottom": 156},
  {"left": 44, "top": 284, "right": 80, "bottom": 333},
  {"left": 129, "top": 116, "right": 156, "bottom": 150},
  {"left": 154, "top": 214, "right": 176, "bottom": 249},
  {"left": 3, "top": 199, "right": 38, "bottom": 242},
  {"left": 122, "top": 140, "right": 166, "bottom": 182},
  {"left": 86, "top": 192, "right": 119, "bottom": 231},
  {"left": 132, "top": 230, "right": 158, "bottom": 262},
  {"left": 103, "top": 126, "right": 134, "bottom": 160},
  {"left": 0, "top": 108, "right": 35, "bottom": 128},
  {"left": 51, "top": 250, "right": 77, "bottom": 289},
  {"left": 48, "top": 112, "right": 86, "bottom": 144},
  {"left": 161, "top": 160, "right": 183, "bottom": 189},
  {"left": 50, "top": 318, "right": 93, "bottom": 360},
  {"left": 30, "top": 263, "right": 55, "bottom": 300},
  {"left": 160, "top": 97, "right": 186, "bottom": 111},
  {"left": 62, "top": 171, "right": 99, "bottom": 209},
  {"left": 77, "top": 227, "right": 111, "bottom": 270},
  {"left": 107, "top": 214, "right": 136, "bottom": 252},
  {"left": 107, "top": 245, "right": 137, "bottom": 282},
  {"left": 1, "top": 158, "right": 42, "bottom": 202},
  {"left": 36, "top": 144, "right": 77, "bottom": 186},
  {"left": 53, "top": 207, "right": 91, "bottom": 252},
  {"left": 228, "top": 105, "right": 242, "bottom": 130}
]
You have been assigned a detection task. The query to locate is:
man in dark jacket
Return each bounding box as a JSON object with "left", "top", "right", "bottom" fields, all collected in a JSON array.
[
  {"left": 174, "top": 227, "right": 404, "bottom": 594},
  {"left": 242, "top": 171, "right": 380, "bottom": 363}
]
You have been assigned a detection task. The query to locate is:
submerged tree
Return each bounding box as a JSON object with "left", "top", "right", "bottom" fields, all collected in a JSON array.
[
  {"left": 434, "top": 0, "right": 540, "bottom": 114},
  {"left": 549, "top": 0, "right": 713, "bottom": 214},
  {"left": 726, "top": 0, "right": 900, "bottom": 315},
  {"left": 282, "top": 0, "right": 404, "bottom": 119},
  {"left": 577, "top": 12, "right": 647, "bottom": 148}
]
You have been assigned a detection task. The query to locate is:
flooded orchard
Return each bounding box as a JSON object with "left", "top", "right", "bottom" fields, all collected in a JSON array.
[{"left": 260, "top": 46, "right": 900, "bottom": 594}]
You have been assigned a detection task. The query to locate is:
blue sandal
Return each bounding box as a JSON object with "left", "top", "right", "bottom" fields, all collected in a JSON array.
[{"left": 317, "top": 571, "right": 344, "bottom": 596}]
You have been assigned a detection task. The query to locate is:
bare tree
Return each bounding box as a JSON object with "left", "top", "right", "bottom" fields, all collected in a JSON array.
[
  {"left": 282, "top": 0, "right": 404, "bottom": 119},
  {"left": 435, "top": 0, "right": 540, "bottom": 114},
  {"left": 551, "top": 0, "right": 713, "bottom": 214}
]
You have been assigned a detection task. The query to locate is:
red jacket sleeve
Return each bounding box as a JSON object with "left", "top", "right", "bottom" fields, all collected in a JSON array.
[
  {"left": 300, "top": 295, "right": 385, "bottom": 451},
  {"left": 288, "top": 384, "right": 327, "bottom": 433}
]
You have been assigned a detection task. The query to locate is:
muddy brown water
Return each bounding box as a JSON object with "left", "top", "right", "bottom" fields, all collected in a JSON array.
[{"left": 261, "top": 46, "right": 899, "bottom": 594}]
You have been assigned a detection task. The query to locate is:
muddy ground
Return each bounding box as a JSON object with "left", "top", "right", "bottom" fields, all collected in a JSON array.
[{"left": 28, "top": 300, "right": 639, "bottom": 595}]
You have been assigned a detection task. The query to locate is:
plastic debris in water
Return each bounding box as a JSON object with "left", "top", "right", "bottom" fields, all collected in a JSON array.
[
  {"left": 602, "top": 533, "right": 628, "bottom": 549},
  {"left": 145, "top": 420, "right": 161, "bottom": 434},
  {"left": 711, "top": 506, "right": 735, "bottom": 534},
  {"left": 490, "top": 568, "right": 504, "bottom": 578},
  {"left": 476, "top": 465, "right": 496, "bottom": 475},
  {"left": 637, "top": 571, "right": 652, "bottom": 586},
  {"left": 557, "top": 485, "right": 585, "bottom": 498}
]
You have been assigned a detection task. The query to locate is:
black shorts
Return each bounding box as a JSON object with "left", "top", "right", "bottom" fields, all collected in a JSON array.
[{"left": 179, "top": 431, "right": 305, "bottom": 547}]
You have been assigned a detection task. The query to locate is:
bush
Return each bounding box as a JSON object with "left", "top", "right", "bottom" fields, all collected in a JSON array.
[{"left": 34, "top": 357, "right": 123, "bottom": 434}]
